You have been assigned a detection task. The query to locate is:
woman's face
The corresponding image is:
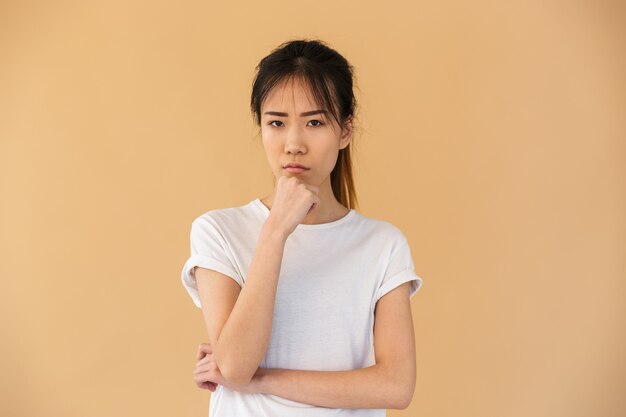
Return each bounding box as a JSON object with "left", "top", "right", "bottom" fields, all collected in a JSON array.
[{"left": 260, "top": 76, "right": 352, "bottom": 187}]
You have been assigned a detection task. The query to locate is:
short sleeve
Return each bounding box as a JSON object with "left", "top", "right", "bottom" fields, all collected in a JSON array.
[
  {"left": 375, "top": 234, "right": 423, "bottom": 302},
  {"left": 180, "top": 216, "right": 244, "bottom": 308}
]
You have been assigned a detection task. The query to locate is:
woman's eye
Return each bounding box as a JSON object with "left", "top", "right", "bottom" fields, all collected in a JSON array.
[{"left": 267, "top": 120, "right": 323, "bottom": 127}]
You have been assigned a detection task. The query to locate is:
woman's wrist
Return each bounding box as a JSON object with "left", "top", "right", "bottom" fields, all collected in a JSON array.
[{"left": 261, "top": 217, "right": 289, "bottom": 242}]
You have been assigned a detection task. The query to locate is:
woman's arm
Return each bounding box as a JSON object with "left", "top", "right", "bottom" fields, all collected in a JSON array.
[
  {"left": 251, "top": 364, "right": 407, "bottom": 410},
  {"left": 249, "top": 282, "right": 416, "bottom": 410},
  {"left": 210, "top": 219, "right": 288, "bottom": 385},
  {"left": 196, "top": 276, "right": 417, "bottom": 410}
]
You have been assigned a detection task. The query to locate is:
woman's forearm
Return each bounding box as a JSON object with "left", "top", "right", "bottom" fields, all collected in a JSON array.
[
  {"left": 215, "top": 220, "right": 287, "bottom": 386},
  {"left": 251, "top": 364, "right": 407, "bottom": 410}
]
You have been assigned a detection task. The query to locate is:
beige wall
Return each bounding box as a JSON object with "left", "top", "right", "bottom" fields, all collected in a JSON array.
[{"left": 1, "top": 1, "right": 624, "bottom": 416}]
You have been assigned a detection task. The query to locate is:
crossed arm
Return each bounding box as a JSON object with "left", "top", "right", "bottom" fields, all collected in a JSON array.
[
  {"left": 195, "top": 281, "right": 417, "bottom": 410},
  {"left": 250, "top": 362, "right": 407, "bottom": 410}
]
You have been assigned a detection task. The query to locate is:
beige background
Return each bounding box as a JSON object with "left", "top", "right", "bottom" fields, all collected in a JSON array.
[{"left": 1, "top": 1, "right": 625, "bottom": 416}]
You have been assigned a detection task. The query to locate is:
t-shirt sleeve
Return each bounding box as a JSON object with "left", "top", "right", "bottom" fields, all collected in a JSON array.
[
  {"left": 180, "top": 216, "right": 244, "bottom": 308},
  {"left": 375, "top": 234, "right": 424, "bottom": 302}
]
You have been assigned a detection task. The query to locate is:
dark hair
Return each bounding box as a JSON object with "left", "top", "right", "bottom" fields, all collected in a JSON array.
[{"left": 250, "top": 39, "right": 360, "bottom": 210}]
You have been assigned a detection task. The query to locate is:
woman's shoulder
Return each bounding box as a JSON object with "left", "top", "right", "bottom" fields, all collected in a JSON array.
[
  {"left": 352, "top": 211, "right": 409, "bottom": 242},
  {"left": 190, "top": 199, "right": 259, "bottom": 230}
]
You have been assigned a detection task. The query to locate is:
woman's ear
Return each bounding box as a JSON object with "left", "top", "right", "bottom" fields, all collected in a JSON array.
[{"left": 339, "top": 116, "right": 353, "bottom": 150}]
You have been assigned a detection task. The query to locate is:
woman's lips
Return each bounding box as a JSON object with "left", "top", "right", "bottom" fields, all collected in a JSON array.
[{"left": 284, "top": 166, "right": 309, "bottom": 173}]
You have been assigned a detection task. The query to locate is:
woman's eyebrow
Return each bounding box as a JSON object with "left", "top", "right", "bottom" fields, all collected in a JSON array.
[{"left": 263, "top": 110, "right": 327, "bottom": 117}]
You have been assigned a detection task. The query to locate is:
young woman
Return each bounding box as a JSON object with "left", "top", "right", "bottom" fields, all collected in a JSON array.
[{"left": 181, "top": 39, "right": 423, "bottom": 416}]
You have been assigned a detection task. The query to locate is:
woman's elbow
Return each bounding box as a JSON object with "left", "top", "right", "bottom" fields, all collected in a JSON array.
[
  {"left": 394, "top": 376, "right": 416, "bottom": 409},
  {"left": 217, "top": 355, "right": 254, "bottom": 387},
  {"left": 396, "top": 389, "right": 414, "bottom": 410},
  {"left": 221, "top": 366, "right": 252, "bottom": 387}
]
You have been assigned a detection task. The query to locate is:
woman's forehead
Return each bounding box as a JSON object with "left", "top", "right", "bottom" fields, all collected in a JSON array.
[{"left": 264, "top": 77, "right": 319, "bottom": 107}]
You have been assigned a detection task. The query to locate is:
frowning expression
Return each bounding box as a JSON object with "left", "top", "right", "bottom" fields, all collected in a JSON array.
[{"left": 260, "top": 76, "right": 352, "bottom": 186}]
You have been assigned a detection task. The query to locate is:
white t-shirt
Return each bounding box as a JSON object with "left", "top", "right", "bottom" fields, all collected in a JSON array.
[{"left": 181, "top": 198, "right": 423, "bottom": 417}]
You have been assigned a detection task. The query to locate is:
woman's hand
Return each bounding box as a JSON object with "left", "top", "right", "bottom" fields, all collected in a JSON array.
[
  {"left": 267, "top": 175, "right": 320, "bottom": 237},
  {"left": 194, "top": 343, "right": 219, "bottom": 392},
  {"left": 194, "top": 342, "right": 261, "bottom": 395}
]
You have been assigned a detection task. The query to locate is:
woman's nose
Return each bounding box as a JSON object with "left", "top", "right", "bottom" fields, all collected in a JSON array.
[{"left": 284, "top": 126, "right": 306, "bottom": 154}]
